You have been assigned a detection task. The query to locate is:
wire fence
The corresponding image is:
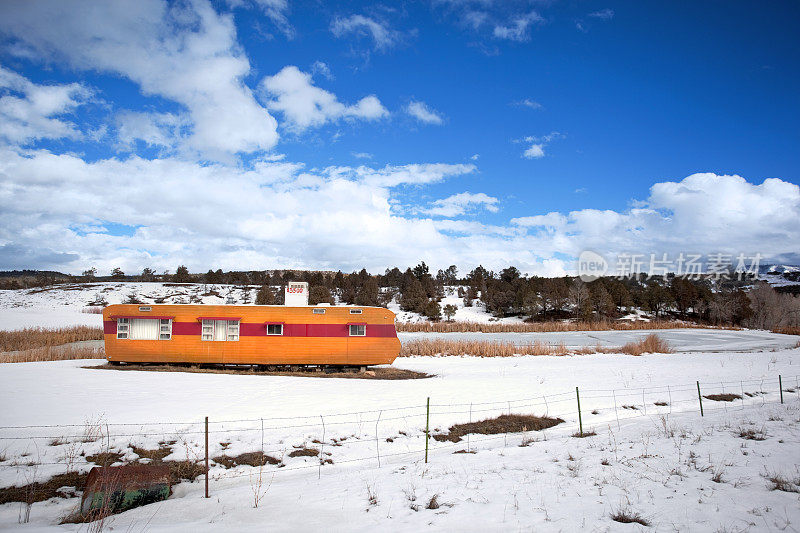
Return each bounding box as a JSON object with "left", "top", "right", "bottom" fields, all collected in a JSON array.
[{"left": 0, "top": 373, "right": 798, "bottom": 493}]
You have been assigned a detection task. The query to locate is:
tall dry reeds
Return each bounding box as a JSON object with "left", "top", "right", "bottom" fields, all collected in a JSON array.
[
  {"left": 772, "top": 326, "right": 800, "bottom": 336},
  {"left": 0, "top": 326, "right": 104, "bottom": 352},
  {"left": 400, "top": 334, "right": 671, "bottom": 358},
  {"left": 617, "top": 334, "right": 672, "bottom": 356},
  {"left": 0, "top": 345, "right": 105, "bottom": 364},
  {"left": 396, "top": 320, "right": 726, "bottom": 334},
  {"left": 400, "top": 339, "right": 572, "bottom": 357}
]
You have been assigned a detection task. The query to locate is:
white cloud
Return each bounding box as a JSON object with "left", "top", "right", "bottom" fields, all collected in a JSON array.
[
  {"left": 261, "top": 66, "right": 388, "bottom": 131},
  {"left": 521, "top": 132, "right": 563, "bottom": 159},
  {"left": 0, "top": 66, "right": 91, "bottom": 144},
  {"left": 523, "top": 144, "right": 545, "bottom": 159},
  {"left": 493, "top": 12, "right": 543, "bottom": 42},
  {"left": 351, "top": 152, "right": 373, "bottom": 159},
  {"left": 589, "top": 9, "right": 614, "bottom": 20},
  {"left": 310, "top": 60, "right": 333, "bottom": 80},
  {"left": 514, "top": 98, "right": 542, "bottom": 110},
  {"left": 0, "top": 145, "right": 795, "bottom": 277},
  {"left": 0, "top": 0, "right": 279, "bottom": 157},
  {"left": 509, "top": 173, "right": 800, "bottom": 265},
  {"left": 424, "top": 192, "right": 499, "bottom": 217},
  {"left": 330, "top": 14, "right": 401, "bottom": 51},
  {"left": 115, "top": 111, "right": 189, "bottom": 151},
  {"left": 406, "top": 101, "right": 444, "bottom": 125},
  {"left": 0, "top": 146, "right": 481, "bottom": 273},
  {"left": 470, "top": 154, "right": 479, "bottom": 160}
]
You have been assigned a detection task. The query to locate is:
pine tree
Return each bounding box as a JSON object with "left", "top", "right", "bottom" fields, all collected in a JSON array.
[{"left": 256, "top": 285, "right": 275, "bottom": 305}]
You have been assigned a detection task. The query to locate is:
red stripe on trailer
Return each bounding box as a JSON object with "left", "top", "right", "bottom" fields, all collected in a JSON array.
[{"left": 104, "top": 322, "right": 397, "bottom": 337}]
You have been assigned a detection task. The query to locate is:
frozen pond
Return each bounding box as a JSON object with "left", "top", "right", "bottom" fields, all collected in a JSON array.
[{"left": 399, "top": 328, "right": 799, "bottom": 352}]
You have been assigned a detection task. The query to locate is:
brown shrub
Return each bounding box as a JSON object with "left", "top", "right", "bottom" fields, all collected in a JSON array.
[
  {"left": 618, "top": 334, "right": 671, "bottom": 355},
  {"left": 0, "top": 326, "right": 103, "bottom": 352},
  {"left": 433, "top": 414, "right": 564, "bottom": 443}
]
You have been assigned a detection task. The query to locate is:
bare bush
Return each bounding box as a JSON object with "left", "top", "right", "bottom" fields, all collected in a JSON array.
[{"left": 618, "top": 334, "right": 671, "bottom": 355}]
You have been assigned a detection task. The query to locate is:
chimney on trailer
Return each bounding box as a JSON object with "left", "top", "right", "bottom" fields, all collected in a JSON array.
[{"left": 284, "top": 281, "right": 309, "bottom": 306}]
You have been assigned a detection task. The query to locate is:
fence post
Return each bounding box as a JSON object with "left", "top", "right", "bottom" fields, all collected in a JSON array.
[
  {"left": 779, "top": 375, "right": 783, "bottom": 404},
  {"left": 576, "top": 387, "right": 583, "bottom": 437},
  {"left": 696, "top": 381, "right": 704, "bottom": 417},
  {"left": 424, "top": 397, "right": 430, "bottom": 464},
  {"left": 204, "top": 416, "right": 209, "bottom": 498}
]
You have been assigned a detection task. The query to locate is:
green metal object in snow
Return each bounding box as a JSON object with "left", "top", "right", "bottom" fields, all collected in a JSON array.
[{"left": 81, "top": 465, "right": 171, "bottom": 516}]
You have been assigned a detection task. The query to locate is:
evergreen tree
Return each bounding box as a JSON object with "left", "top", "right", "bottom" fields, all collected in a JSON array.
[{"left": 256, "top": 285, "right": 275, "bottom": 305}]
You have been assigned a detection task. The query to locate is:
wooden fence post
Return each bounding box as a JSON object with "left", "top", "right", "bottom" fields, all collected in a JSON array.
[
  {"left": 204, "top": 416, "right": 209, "bottom": 498},
  {"left": 696, "top": 382, "right": 704, "bottom": 417},
  {"left": 424, "top": 397, "right": 430, "bottom": 464}
]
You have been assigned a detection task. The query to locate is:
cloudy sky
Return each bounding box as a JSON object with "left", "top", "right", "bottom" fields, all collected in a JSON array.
[{"left": 0, "top": 0, "right": 798, "bottom": 276}]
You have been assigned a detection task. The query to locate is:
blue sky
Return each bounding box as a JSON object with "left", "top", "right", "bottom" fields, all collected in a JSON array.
[{"left": 0, "top": 0, "right": 798, "bottom": 275}]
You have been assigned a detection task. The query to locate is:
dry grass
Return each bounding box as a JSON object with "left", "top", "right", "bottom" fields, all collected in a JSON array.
[
  {"left": 401, "top": 334, "right": 671, "bottom": 358},
  {"left": 214, "top": 452, "right": 281, "bottom": 468},
  {"left": 432, "top": 414, "right": 564, "bottom": 443},
  {"left": 704, "top": 393, "right": 742, "bottom": 402},
  {"left": 0, "top": 326, "right": 103, "bottom": 352},
  {"left": 0, "top": 345, "right": 104, "bottom": 364},
  {"left": 90, "top": 363, "right": 430, "bottom": 380},
  {"left": 0, "top": 471, "right": 88, "bottom": 505},
  {"left": 764, "top": 472, "right": 800, "bottom": 493},
  {"left": 610, "top": 508, "right": 650, "bottom": 526},
  {"left": 401, "top": 339, "right": 571, "bottom": 357},
  {"left": 772, "top": 326, "right": 800, "bottom": 336},
  {"left": 617, "top": 334, "right": 672, "bottom": 356},
  {"left": 288, "top": 448, "right": 319, "bottom": 458},
  {"left": 397, "top": 320, "right": 728, "bottom": 333}
]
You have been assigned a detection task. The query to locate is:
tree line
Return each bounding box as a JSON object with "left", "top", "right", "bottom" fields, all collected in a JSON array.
[{"left": 1, "top": 263, "right": 798, "bottom": 330}]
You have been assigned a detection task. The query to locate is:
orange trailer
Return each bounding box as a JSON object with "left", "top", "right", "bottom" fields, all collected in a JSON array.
[{"left": 102, "top": 304, "right": 400, "bottom": 367}]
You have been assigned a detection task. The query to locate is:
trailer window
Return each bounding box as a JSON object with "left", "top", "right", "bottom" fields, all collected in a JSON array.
[
  {"left": 115, "top": 318, "right": 170, "bottom": 340},
  {"left": 116, "top": 318, "right": 129, "bottom": 339},
  {"left": 267, "top": 324, "right": 283, "bottom": 336},
  {"left": 202, "top": 319, "right": 240, "bottom": 341},
  {"left": 350, "top": 309, "right": 362, "bottom": 314},
  {"left": 312, "top": 308, "right": 325, "bottom": 314},
  {"left": 349, "top": 324, "right": 366, "bottom": 336},
  {"left": 159, "top": 319, "right": 172, "bottom": 340}
]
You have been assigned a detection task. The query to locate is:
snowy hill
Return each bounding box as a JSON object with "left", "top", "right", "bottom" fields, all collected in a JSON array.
[{"left": 0, "top": 282, "right": 509, "bottom": 330}]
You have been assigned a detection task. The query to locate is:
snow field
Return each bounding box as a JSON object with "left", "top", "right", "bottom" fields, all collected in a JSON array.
[{"left": 0, "top": 348, "right": 799, "bottom": 530}]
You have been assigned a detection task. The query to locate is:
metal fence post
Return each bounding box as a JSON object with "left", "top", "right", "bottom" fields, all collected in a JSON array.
[
  {"left": 779, "top": 375, "right": 783, "bottom": 404},
  {"left": 696, "top": 381, "right": 704, "bottom": 417},
  {"left": 204, "top": 416, "right": 209, "bottom": 498},
  {"left": 424, "top": 397, "right": 431, "bottom": 464},
  {"left": 576, "top": 387, "right": 583, "bottom": 437}
]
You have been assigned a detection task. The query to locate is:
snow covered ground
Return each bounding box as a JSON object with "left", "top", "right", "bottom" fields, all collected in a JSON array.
[{"left": 1, "top": 349, "right": 799, "bottom": 531}]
